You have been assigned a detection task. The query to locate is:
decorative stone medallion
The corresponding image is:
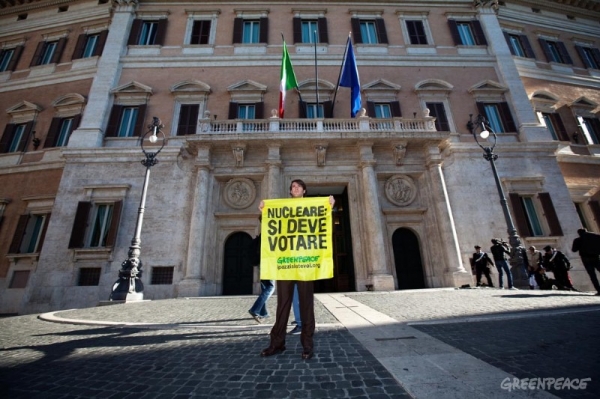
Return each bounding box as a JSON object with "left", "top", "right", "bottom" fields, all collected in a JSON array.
[
  {"left": 224, "top": 178, "right": 256, "bottom": 209},
  {"left": 384, "top": 175, "right": 417, "bottom": 207}
]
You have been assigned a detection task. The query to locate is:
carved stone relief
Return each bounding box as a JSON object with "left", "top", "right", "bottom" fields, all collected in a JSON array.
[
  {"left": 223, "top": 178, "right": 256, "bottom": 209},
  {"left": 384, "top": 175, "right": 417, "bottom": 207}
]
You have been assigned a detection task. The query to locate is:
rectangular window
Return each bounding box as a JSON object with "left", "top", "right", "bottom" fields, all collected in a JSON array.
[
  {"left": 575, "top": 202, "right": 590, "bottom": 231},
  {"left": 238, "top": 104, "right": 255, "bottom": 119},
  {"left": 373, "top": 103, "right": 392, "bottom": 118},
  {"left": 360, "top": 21, "right": 379, "bottom": 44},
  {"left": 117, "top": 107, "right": 139, "bottom": 138},
  {"left": 537, "top": 112, "right": 568, "bottom": 141},
  {"left": 539, "top": 39, "right": 573, "bottom": 65},
  {"left": 301, "top": 20, "right": 319, "bottom": 43},
  {"left": 477, "top": 102, "right": 516, "bottom": 133},
  {"left": 521, "top": 197, "right": 544, "bottom": 236},
  {"left": 0, "top": 48, "right": 15, "bottom": 72},
  {"left": 243, "top": 20, "right": 260, "bottom": 44},
  {"left": 8, "top": 124, "right": 26, "bottom": 152},
  {"left": 139, "top": 22, "right": 158, "bottom": 45},
  {"left": 69, "top": 201, "right": 122, "bottom": 249},
  {"left": 40, "top": 41, "right": 57, "bottom": 65},
  {"left": 43, "top": 116, "right": 80, "bottom": 148},
  {"left": 306, "top": 103, "right": 324, "bottom": 119},
  {"left": 82, "top": 34, "right": 99, "bottom": 58},
  {"left": 128, "top": 19, "right": 167, "bottom": 46},
  {"left": 151, "top": 267, "right": 174, "bottom": 285},
  {"left": 406, "top": 20, "right": 428, "bottom": 45},
  {"left": 426, "top": 102, "right": 450, "bottom": 131},
  {"left": 56, "top": 118, "right": 74, "bottom": 147},
  {"left": 575, "top": 46, "right": 600, "bottom": 70},
  {"left": 89, "top": 204, "right": 114, "bottom": 248},
  {"left": 177, "top": 104, "right": 200, "bottom": 136},
  {"left": 507, "top": 34, "right": 525, "bottom": 57},
  {"left": 190, "top": 20, "right": 211, "bottom": 45},
  {"left": 577, "top": 116, "right": 600, "bottom": 145},
  {"left": 9, "top": 213, "right": 50, "bottom": 254},
  {"left": 78, "top": 268, "right": 101, "bottom": 286},
  {"left": 9, "top": 270, "right": 30, "bottom": 289},
  {"left": 448, "top": 20, "right": 487, "bottom": 46}
]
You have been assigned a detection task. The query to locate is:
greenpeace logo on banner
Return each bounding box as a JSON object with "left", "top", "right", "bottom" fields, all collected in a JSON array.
[
  {"left": 260, "top": 197, "right": 333, "bottom": 281},
  {"left": 500, "top": 377, "right": 591, "bottom": 392}
]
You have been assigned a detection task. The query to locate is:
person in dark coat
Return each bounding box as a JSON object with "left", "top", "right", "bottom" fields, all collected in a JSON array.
[
  {"left": 471, "top": 245, "right": 494, "bottom": 287},
  {"left": 572, "top": 228, "right": 600, "bottom": 295},
  {"left": 542, "top": 245, "right": 577, "bottom": 291}
]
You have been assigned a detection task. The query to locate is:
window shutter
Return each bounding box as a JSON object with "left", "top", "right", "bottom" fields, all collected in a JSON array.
[
  {"left": 155, "top": 19, "right": 168, "bottom": 46},
  {"left": 44, "top": 117, "right": 62, "bottom": 148},
  {"left": 95, "top": 30, "right": 109, "bottom": 56},
  {"left": 293, "top": 18, "right": 302, "bottom": 44},
  {"left": 390, "top": 101, "right": 402, "bottom": 117},
  {"left": 592, "top": 48, "right": 600, "bottom": 68},
  {"left": 259, "top": 17, "right": 269, "bottom": 44},
  {"left": 255, "top": 102, "right": 264, "bottom": 119},
  {"left": 556, "top": 41, "right": 573, "bottom": 65},
  {"left": 375, "top": 18, "right": 388, "bottom": 44},
  {"left": 0, "top": 124, "right": 15, "bottom": 153},
  {"left": 30, "top": 41, "right": 45, "bottom": 67},
  {"left": 36, "top": 213, "right": 51, "bottom": 252},
  {"left": 72, "top": 34, "right": 87, "bottom": 60},
  {"left": 539, "top": 192, "right": 563, "bottom": 236},
  {"left": 133, "top": 104, "right": 147, "bottom": 137},
  {"left": 298, "top": 100, "right": 307, "bottom": 118},
  {"left": 472, "top": 20, "right": 487, "bottom": 45},
  {"left": 589, "top": 200, "right": 600, "bottom": 230},
  {"left": 476, "top": 102, "right": 486, "bottom": 119},
  {"left": 232, "top": 18, "right": 243, "bottom": 44},
  {"left": 509, "top": 193, "right": 532, "bottom": 237},
  {"left": 228, "top": 102, "right": 238, "bottom": 119},
  {"left": 447, "top": 20, "right": 461, "bottom": 46},
  {"left": 427, "top": 103, "right": 449, "bottom": 131},
  {"left": 128, "top": 19, "right": 143, "bottom": 45},
  {"left": 6, "top": 45, "right": 23, "bottom": 71},
  {"left": 9, "top": 214, "right": 29, "bottom": 254},
  {"left": 318, "top": 18, "right": 329, "bottom": 43},
  {"left": 498, "top": 102, "right": 516, "bottom": 133},
  {"left": 105, "top": 201, "right": 122, "bottom": 247},
  {"left": 538, "top": 38, "right": 553, "bottom": 62},
  {"left": 177, "top": 104, "right": 199, "bottom": 136},
  {"left": 323, "top": 101, "right": 333, "bottom": 118},
  {"left": 17, "top": 121, "right": 33, "bottom": 152},
  {"left": 366, "top": 101, "right": 376, "bottom": 117},
  {"left": 550, "top": 113, "right": 569, "bottom": 141},
  {"left": 51, "top": 38, "right": 67, "bottom": 64},
  {"left": 105, "top": 105, "right": 122, "bottom": 137},
  {"left": 520, "top": 35, "right": 536, "bottom": 58},
  {"left": 69, "top": 202, "right": 91, "bottom": 249},
  {"left": 351, "top": 18, "right": 362, "bottom": 44}
]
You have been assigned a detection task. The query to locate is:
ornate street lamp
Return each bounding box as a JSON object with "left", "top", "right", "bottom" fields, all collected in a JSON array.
[
  {"left": 467, "top": 114, "right": 527, "bottom": 282},
  {"left": 110, "top": 117, "right": 166, "bottom": 301}
]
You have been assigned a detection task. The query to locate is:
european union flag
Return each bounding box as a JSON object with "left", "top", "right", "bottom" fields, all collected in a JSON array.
[{"left": 339, "top": 39, "right": 361, "bottom": 117}]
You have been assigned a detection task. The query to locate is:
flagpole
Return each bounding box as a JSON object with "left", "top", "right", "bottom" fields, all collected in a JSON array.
[
  {"left": 313, "top": 30, "right": 319, "bottom": 117},
  {"left": 331, "top": 33, "right": 351, "bottom": 116}
]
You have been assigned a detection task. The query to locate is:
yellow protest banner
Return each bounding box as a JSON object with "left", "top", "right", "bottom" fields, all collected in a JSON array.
[{"left": 260, "top": 197, "right": 334, "bottom": 281}]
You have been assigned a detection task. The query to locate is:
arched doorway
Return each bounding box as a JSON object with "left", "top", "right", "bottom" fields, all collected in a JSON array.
[
  {"left": 222, "top": 232, "right": 253, "bottom": 295},
  {"left": 392, "top": 228, "right": 426, "bottom": 290}
]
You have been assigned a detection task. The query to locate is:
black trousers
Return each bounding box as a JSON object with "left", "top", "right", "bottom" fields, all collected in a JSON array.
[
  {"left": 582, "top": 257, "right": 600, "bottom": 293},
  {"left": 475, "top": 265, "right": 493, "bottom": 286},
  {"left": 269, "top": 280, "right": 315, "bottom": 351}
]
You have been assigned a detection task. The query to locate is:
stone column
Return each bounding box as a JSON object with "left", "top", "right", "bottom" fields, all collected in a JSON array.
[
  {"left": 425, "top": 146, "right": 472, "bottom": 287},
  {"left": 476, "top": 5, "right": 547, "bottom": 142},
  {"left": 358, "top": 143, "right": 395, "bottom": 290},
  {"left": 266, "top": 143, "right": 282, "bottom": 199},
  {"left": 68, "top": 0, "right": 138, "bottom": 147},
  {"left": 178, "top": 145, "right": 211, "bottom": 296}
]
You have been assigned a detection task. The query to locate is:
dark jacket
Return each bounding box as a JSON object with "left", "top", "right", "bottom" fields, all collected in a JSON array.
[
  {"left": 542, "top": 250, "right": 570, "bottom": 272},
  {"left": 250, "top": 234, "right": 261, "bottom": 266},
  {"left": 472, "top": 251, "right": 494, "bottom": 269},
  {"left": 572, "top": 231, "right": 600, "bottom": 259},
  {"left": 490, "top": 242, "right": 510, "bottom": 261}
]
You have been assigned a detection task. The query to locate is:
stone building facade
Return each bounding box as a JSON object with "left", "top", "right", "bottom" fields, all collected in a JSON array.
[{"left": 0, "top": 0, "right": 599, "bottom": 314}]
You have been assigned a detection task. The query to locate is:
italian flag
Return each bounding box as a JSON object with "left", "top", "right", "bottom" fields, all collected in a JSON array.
[{"left": 279, "top": 41, "right": 298, "bottom": 118}]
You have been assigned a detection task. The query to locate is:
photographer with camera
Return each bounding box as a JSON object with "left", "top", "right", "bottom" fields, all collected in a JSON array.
[{"left": 490, "top": 238, "right": 517, "bottom": 290}]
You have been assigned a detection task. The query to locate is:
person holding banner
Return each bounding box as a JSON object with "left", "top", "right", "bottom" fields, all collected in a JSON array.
[{"left": 258, "top": 179, "right": 335, "bottom": 360}]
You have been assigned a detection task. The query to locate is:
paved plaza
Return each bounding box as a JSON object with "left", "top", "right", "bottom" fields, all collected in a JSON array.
[{"left": 0, "top": 288, "right": 599, "bottom": 398}]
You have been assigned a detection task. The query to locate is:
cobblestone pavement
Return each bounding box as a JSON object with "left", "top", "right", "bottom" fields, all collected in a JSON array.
[{"left": 0, "top": 288, "right": 598, "bottom": 398}]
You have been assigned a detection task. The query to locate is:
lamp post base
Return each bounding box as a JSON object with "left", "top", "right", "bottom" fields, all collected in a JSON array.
[{"left": 109, "top": 257, "right": 144, "bottom": 301}]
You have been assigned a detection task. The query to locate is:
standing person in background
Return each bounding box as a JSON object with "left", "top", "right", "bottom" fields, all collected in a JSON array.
[
  {"left": 525, "top": 246, "right": 543, "bottom": 290},
  {"left": 471, "top": 245, "right": 494, "bottom": 287},
  {"left": 490, "top": 238, "right": 517, "bottom": 290},
  {"left": 572, "top": 228, "right": 600, "bottom": 296},
  {"left": 248, "top": 219, "right": 275, "bottom": 323},
  {"left": 258, "top": 179, "right": 335, "bottom": 360}
]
